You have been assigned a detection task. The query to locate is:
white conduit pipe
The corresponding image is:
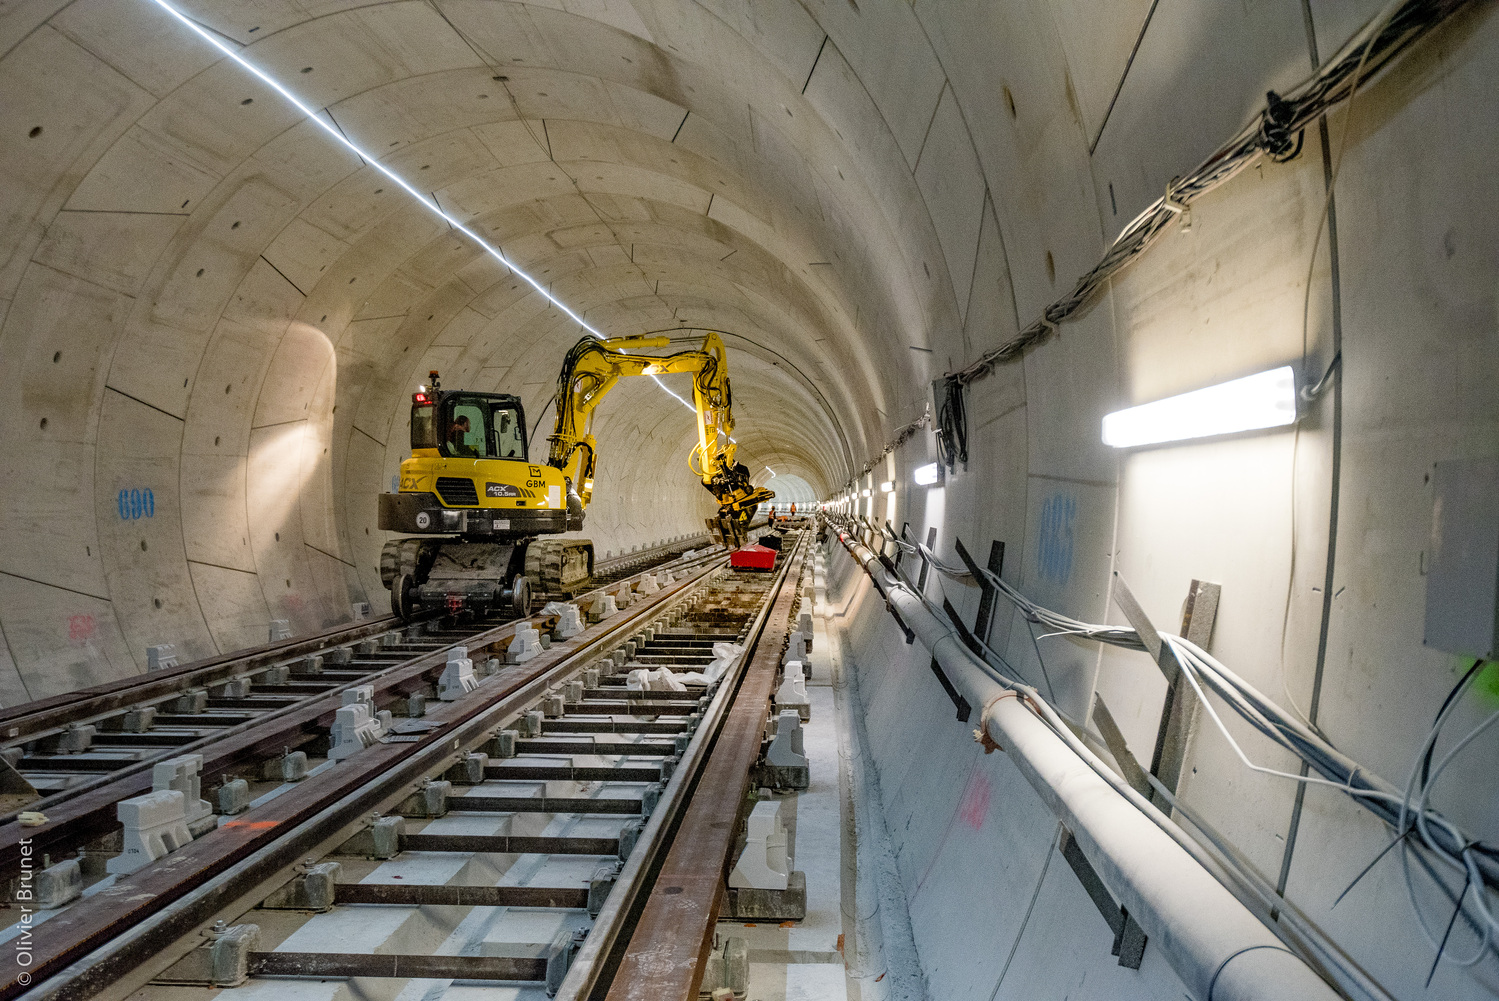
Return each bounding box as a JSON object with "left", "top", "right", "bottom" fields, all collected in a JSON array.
[{"left": 835, "top": 529, "right": 1340, "bottom": 1001}]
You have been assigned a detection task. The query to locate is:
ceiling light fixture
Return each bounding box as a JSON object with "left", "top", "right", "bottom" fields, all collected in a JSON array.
[
  {"left": 1101, "top": 365, "right": 1298, "bottom": 448},
  {"left": 914, "top": 463, "right": 941, "bottom": 486}
]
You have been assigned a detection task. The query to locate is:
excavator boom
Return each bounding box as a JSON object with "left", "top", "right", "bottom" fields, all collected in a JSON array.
[{"left": 547, "top": 333, "right": 774, "bottom": 540}]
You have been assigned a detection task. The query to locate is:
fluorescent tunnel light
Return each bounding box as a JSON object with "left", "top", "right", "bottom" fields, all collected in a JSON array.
[
  {"left": 914, "top": 463, "right": 941, "bottom": 486},
  {"left": 1101, "top": 366, "right": 1298, "bottom": 449},
  {"left": 879, "top": 480, "right": 894, "bottom": 493}
]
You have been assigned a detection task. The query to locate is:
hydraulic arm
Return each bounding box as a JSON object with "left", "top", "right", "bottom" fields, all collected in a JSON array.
[{"left": 546, "top": 333, "right": 775, "bottom": 540}]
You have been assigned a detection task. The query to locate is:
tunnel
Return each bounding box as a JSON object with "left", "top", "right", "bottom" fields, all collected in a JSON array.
[{"left": 0, "top": 0, "right": 1496, "bottom": 998}]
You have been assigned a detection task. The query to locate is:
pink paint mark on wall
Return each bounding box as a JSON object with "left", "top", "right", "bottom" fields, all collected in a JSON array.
[
  {"left": 958, "top": 771, "right": 991, "bottom": 831},
  {"left": 67, "top": 614, "right": 96, "bottom": 644}
]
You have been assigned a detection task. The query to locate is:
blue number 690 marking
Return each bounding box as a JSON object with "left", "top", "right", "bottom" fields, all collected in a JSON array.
[{"left": 118, "top": 488, "right": 155, "bottom": 521}]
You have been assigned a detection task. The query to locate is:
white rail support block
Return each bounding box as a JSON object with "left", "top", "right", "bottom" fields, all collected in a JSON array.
[
  {"left": 268, "top": 619, "right": 292, "bottom": 642},
  {"left": 589, "top": 594, "right": 618, "bottom": 622},
  {"left": 783, "top": 631, "right": 808, "bottom": 665},
  {"left": 108, "top": 789, "right": 191, "bottom": 874},
  {"left": 152, "top": 753, "right": 215, "bottom": 835},
  {"left": 543, "top": 601, "right": 585, "bottom": 638},
  {"left": 330, "top": 704, "right": 382, "bottom": 760},
  {"left": 506, "top": 628, "right": 542, "bottom": 665},
  {"left": 439, "top": 647, "right": 480, "bottom": 699},
  {"left": 146, "top": 644, "right": 178, "bottom": 671},
  {"left": 766, "top": 710, "right": 807, "bottom": 770},
  {"left": 729, "top": 800, "right": 790, "bottom": 890},
  {"left": 343, "top": 685, "right": 374, "bottom": 709},
  {"left": 776, "top": 661, "right": 811, "bottom": 720}
]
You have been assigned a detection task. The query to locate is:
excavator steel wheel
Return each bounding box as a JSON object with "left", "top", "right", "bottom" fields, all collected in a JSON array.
[
  {"left": 523, "top": 539, "right": 595, "bottom": 598},
  {"left": 391, "top": 573, "right": 418, "bottom": 620},
  {"left": 508, "top": 574, "right": 532, "bottom": 618}
]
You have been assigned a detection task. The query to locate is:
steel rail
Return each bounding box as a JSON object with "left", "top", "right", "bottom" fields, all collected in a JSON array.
[
  {"left": 555, "top": 532, "right": 807, "bottom": 1000},
  {"left": 0, "top": 534, "right": 710, "bottom": 746},
  {"left": 598, "top": 536, "right": 808, "bottom": 1001},
  {"left": 0, "top": 547, "right": 724, "bottom": 871},
  {"left": 5, "top": 553, "right": 731, "bottom": 1001}
]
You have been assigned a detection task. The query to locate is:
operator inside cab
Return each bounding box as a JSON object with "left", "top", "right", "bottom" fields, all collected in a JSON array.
[{"left": 447, "top": 414, "right": 479, "bottom": 457}]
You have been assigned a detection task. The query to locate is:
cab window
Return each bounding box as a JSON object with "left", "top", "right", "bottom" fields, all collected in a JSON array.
[
  {"left": 410, "top": 404, "right": 437, "bottom": 450},
  {"left": 493, "top": 407, "right": 526, "bottom": 459},
  {"left": 443, "top": 401, "right": 487, "bottom": 458}
]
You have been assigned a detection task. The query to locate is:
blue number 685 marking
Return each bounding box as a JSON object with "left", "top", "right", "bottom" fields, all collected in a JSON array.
[{"left": 117, "top": 488, "right": 155, "bottom": 521}]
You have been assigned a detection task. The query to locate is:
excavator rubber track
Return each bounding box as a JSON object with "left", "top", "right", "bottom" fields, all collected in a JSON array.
[
  {"left": 378, "top": 537, "right": 442, "bottom": 589},
  {"left": 524, "top": 538, "right": 595, "bottom": 597}
]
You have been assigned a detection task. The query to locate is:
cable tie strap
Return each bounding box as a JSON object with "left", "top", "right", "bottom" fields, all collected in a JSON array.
[
  {"left": 1162, "top": 178, "right": 1192, "bottom": 231},
  {"left": 973, "top": 691, "right": 1019, "bottom": 753}
]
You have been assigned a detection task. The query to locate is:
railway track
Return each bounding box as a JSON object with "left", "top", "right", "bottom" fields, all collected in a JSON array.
[
  {"left": 1, "top": 528, "right": 811, "bottom": 1001},
  {"left": 0, "top": 536, "right": 716, "bottom": 886}
]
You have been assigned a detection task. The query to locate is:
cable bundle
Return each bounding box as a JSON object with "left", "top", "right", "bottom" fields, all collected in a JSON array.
[
  {"left": 844, "top": 515, "right": 1499, "bottom": 971},
  {"left": 941, "top": 0, "right": 1471, "bottom": 398}
]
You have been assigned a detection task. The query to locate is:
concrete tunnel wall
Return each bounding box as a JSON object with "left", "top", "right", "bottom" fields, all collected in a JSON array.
[{"left": 0, "top": 0, "right": 1497, "bottom": 997}]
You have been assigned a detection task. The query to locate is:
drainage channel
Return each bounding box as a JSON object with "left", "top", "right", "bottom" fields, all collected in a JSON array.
[{"left": 3, "top": 534, "right": 806, "bottom": 1001}]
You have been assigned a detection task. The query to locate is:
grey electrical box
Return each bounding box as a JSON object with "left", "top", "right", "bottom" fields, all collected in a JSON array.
[{"left": 1424, "top": 458, "right": 1499, "bottom": 658}]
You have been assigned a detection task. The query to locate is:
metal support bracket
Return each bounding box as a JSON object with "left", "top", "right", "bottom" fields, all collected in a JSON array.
[
  {"left": 1110, "top": 573, "right": 1219, "bottom": 811},
  {"left": 953, "top": 538, "right": 1006, "bottom": 644},
  {"left": 915, "top": 527, "right": 937, "bottom": 591},
  {"left": 1059, "top": 827, "right": 1147, "bottom": 969},
  {"left": 928, "top": 656, "right": 971, "bottom": 722}
]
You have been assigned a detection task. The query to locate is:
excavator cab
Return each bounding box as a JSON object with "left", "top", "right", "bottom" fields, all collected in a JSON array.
[
  {"left": 413, "top": 391, "right": 529, "bottom": 461},
  {"left": 377, "top": 373, "right": 593, "bottom": 621}
]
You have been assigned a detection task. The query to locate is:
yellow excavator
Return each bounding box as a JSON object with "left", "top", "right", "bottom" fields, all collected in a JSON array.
[{"left": 377, "top": 332, "right": 775, "bottom": 619}]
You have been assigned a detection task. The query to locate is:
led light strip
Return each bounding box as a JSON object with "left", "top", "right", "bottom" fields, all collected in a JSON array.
[
  {"left": 146, "top": 0, "right": 604, "bottom": 337},
  {"left": 649, "top": 374, "right": 695, "bottom": 412},
  {"left": 651, "top": 374, "right": 736, "bottom": 443}
]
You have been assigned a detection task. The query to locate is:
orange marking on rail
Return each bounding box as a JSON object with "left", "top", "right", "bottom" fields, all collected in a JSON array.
[{"left": 221, "top": 820, "right": 278, "bottom": 830}]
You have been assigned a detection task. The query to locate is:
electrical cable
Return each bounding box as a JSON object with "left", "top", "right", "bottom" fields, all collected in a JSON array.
[
  {"left": 1420, "top": 659, "right": 1487, "bottom": 787},
  {"left": 937, "top": 0, "right": 1470, "bottom": 400},
  {"left": 833, "top": 514, "right": 1499, "bottom": 966},
  {"left": 935, "top": 378, "right": 968, "bottom": 473},
  {"left": 853, "top": 406, "right": 933, "bottom": 484}
]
